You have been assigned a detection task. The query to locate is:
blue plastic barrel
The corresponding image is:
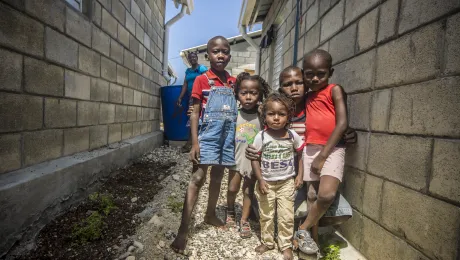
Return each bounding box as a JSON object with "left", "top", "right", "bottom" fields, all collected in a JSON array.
[{"left": 160, "top": 85, "right": 190, "bottom": 141}]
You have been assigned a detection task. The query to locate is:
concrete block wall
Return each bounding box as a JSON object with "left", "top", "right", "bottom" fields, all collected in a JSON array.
[
  {"left": 0, "top": 0, "right": 166, "bottom": 175},
  {"left": 259, "top": 0, "right": 460, "bottom": 259}
]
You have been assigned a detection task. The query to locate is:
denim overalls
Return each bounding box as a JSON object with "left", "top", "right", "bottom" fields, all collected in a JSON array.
[{"left": 198, "top": 74, "right": 238, "bottom": 166}]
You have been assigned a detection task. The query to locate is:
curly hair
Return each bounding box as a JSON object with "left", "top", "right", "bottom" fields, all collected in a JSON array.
[
  {"left": 234, "top": 72, "right": 271, "bottom": 103},
  {"left": 260, "top": 92, "right": 296, "bottom": 128}
]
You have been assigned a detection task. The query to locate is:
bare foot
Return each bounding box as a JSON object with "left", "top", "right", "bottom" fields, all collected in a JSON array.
[
  {"left": 204, "top": 214, "right": 226, "bottom": 228},
  {"left": 170, "top": 234, "right": 187, "bottom": 255},
  {"left": 282, "top": 248, "right": 293, "bottom": 260},
  {"left": 255, "top": 244, "right": 273, "bottom": 254}
]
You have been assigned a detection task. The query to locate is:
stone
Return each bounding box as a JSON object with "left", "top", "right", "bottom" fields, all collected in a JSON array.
[
  {"left": 65, "top": 70, "right": 90, "bottom": 100},
  {"left": 148, "top": 214, "right": 163, "bottom": 226},
  {"left": 357, "top": 8, "right": 377, "bottom": 51},
  {"left": 79, "top": 45, "right": 101, "bottom": 77},
  {"left": 117, "top": 65, "right": 129, "bottom": 86},
  {"left": 92, "top": 26, "right": 111, "bottom": 57},
  {"left": 375, "top": 22, "right": 441, "bottom": 88},
  {"left": 65, "top": 6, "right": 91, "bottom": 46},
  {"left": 382, "top": 182, "right": 460, "bottom": 260},
  {"left": 370, "top": 89, "right": 391, "bottom": 131},
  {"left": 342, "top": 167, "right": 365, "bottom": 211},
  {"left": 389, "top": 77, "right": 460, "bottom": 137},
  {"left": 133, "top": 241, "right": 144, "bottom": 251},
  {"left": 118, "top": 24, "right": 130, "bottom": 48},
  {"left": 64, "top": 127, "right": 90, "bottom": 155},
  {"left": 344, "top": 131, "right": 368, "bottom": 171},
  {"left": 99, "top": 103, "right": 116, "bottom": 124},
  {"left": 108, "top": 124, "right": 122, "bottom": 143},
  {"left": 445, "top": 12, "right": 460, "bottom": 75},
  {"left": 127, "top": 245, "right": 136, "bottom": 252},
  {"left": 110, "top": 83, "right": 124, "bottom": 104},
  {"left": 90, "top": 78, "right": 109, "bottom": 102},
  {"left": 158, "top": 240, "right": 165, "bottom": 248},
  {"left": 77, "top": 101, "right": 99, "bottom": 126},
  {"left": 89, "top": 125, "right": 108, "bottom": 149},
  {"left": 347, "top": 92, "right": 371, "bottom": 130},
  {"left": 0, "top": 4, "right": 44, "bottom": 56},
  {"left": 101, "top": 57, "right": 117, "bottom": 82},
  {"left": 112, "top": 0, "right": 126, "bottom": 24},
  {"left": 0, "top": 93, "right": 43, "bottom": 132},
  {"left": 328, "top": 23, "right": 357, "bottom": 64},
  {"left": 0, "top": 49, "right": 22, "bottom": 92},
  {"left": 102, "top": 8, "right": 118, "bottom": 38},
  {"left": 25, "top": 57, "right": 64, "bottom": 97},
  {"left": 377, "top": 0, "right": 398, "bottom": 43},
  {"left": 45, "top": 98, "right": 77, "bottom": 128},
  {"left": 111, "top": 40, "right": 124, "bottom": 65},
  {"left": 122, "top": 123, "right": 132, "bottom": 140},
  {"left": 23, "top": 129, "right": 63, "bottom": 166},
  {"left": 123, "top": 87, "right": 134, "bottom": 105},
  {"left": 126, "top": 255, "right": 135, "bottom": 260},
  {"left": 0, "top": 134, "right": 21, "bottom": 174},
  {"left": 25, "top": 0, "right": 65, "bottom": 32},
  {"left": 45, "top": 27, "right": 78, "bottom": 68},
  {"left": 344, "top": 0, "right": 379, "bottom": 25},
  {"left": 368, "top": 134, "right": 432, "bottom": 190},
  {"left": 430, "top": 139, "right": 460, "bottom": 203},
  {"left": 320, "top": 0, "right": 343, "bottom": 41},
  {"left": 131, "top": 197, "right": 138, "bottom": 203},
  {"left": 115, "top": 105, "right": 128, "bottom": 123}
]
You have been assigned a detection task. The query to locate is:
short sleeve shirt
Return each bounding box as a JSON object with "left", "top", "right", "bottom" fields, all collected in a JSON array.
[
  {"left": 185, "top": 64, "right": 208, "bottom": 93},
  {"left": 252, "top": 129, "right": 304, "bottom": 181}
]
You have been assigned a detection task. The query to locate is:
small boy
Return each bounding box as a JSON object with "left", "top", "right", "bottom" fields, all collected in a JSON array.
[{"left": 171, "top": 36, "right": 237, "bottom": 254}]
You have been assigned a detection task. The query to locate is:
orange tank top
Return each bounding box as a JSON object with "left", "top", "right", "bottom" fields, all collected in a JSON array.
[{"left": 305, "top": 84, "right": 337, "bottom": 145}]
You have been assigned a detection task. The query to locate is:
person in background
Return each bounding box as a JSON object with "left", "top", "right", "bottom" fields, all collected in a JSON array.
[{"left": 176, "top": 52, "right": 208, "bottom": 153}]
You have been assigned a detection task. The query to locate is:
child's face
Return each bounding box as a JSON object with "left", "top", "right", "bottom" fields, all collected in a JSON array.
[
  {"left": 207, "top": 39, "right": 231, "bottom": 72},
  {"left": 303, "top": 56, "right": 333, "bottom": 91},
  {"left": 264, "top": 101, "right": 288, "bottom": 130},
  {"left": 238, "top": 79, "right": 260, "bottom": 111},
  {"left": 280, "top": 69, "right": 305, "bottom": 104}
]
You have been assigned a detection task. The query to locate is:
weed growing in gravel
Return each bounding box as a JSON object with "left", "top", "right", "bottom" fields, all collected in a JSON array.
[
  {"left": 322, "top": 244, "right": 341, "bottom": 260},
  {"left": 89, "top": 192, "right": 118, "bottom": 215},
  {"left": 167, "top": 196, "right": 183, "bottom": 213},
  {"left": 71, "top": 211, "right": 105, "bottom": 244}
]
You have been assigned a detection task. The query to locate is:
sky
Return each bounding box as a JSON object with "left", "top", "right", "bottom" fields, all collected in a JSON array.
[{"left": 165, "top": 0, "right": 262, "bottom": 85}]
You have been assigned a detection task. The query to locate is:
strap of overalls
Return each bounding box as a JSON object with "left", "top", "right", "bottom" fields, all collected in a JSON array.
[{"left": 201, "top": 73, "right": 215, "bottom": 121}]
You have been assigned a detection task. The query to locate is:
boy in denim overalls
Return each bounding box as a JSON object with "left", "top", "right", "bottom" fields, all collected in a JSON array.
[{"left": 171, "top": 36, "right": 237, "bottom": 254}]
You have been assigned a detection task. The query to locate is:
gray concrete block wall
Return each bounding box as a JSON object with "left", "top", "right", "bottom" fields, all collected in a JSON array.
[
  {"left": 258, "top": 0, "right": 460, "bottom": 259},
  {"left": 0, "top": 0, "right": 166, "bottom": 174}
]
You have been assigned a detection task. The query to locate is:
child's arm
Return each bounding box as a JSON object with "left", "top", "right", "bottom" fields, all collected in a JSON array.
[
  {"left": 295, "top": 150, "right": 304, "bottom": 189},
  {"left": 189, "top": 98, "right": 201, "bottom": 163},
  {"left": 311, "top": 85, "right": 348, "bottom": 175},
  {"left": 251, "top": 133, "right": 269, "bottom": 194}
]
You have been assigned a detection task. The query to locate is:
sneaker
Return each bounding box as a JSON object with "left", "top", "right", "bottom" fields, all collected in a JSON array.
[{"left": 294, "top": 229, "right": 319, "bottom": 254}]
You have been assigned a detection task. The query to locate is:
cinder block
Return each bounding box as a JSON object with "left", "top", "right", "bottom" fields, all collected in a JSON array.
[
  {"left": 368, "top": 134, "right": 432, "bottom": 190},
  {"left": 46, "top": 27, "right": 78, "bottom": 68},
  {"left": 128, "top": 70, "right": 138, "bottom": 89},
  {"left": 389, "top": 77, "right": 460, "bottom": 137},
  {"left": 64, "top": 127, "right": 89, "bottom": 155},
  {"left": 0, "top": 93, "right": 43, "bottom": 132},
  {"left": 147, "top": 120, "right": 152, "bottom": 132},
  {"left": 122, "top": 123, "right": 132, "bottom": 140},
  {"left": 357, "top": 8, "right": 377, "bottom": 51},
  {"left": 0, "top": 4, "right": 44, "bottom": 56},
  {"left": 112, "top": 0, "right": 126, "bottom": 24},
  {"left": 399, "top": 0, "right": 458, "bottom": 34},
  {"left": 320, "top": 0, "right": 343, "bottom": 41},
  {"left": 152, "top": 96, "right": 160, "bottom": 108},
  {"left": 370, "top": 89, "right": 391, "bottom": 131},
  {"left": 142, "top": 108, "right": 150, "bottom": 120},
  {"left": 108, "top": 124, "right": 122, "bottom": 143},
  {"left": 117, "top": 65, "right": 129, "bottom": 86},
  {"left": 342, "top": 167, "right": 365, "bottom": 211},
  {"left": 99, "top": 103, "right": 115, "bottom": 124},
  {"left": 344, "top": 0, "right": 379, "bottom": 25},
  {"left": 296, "top": 36, "right": 305, "bottom": 63},
  {"left": 127, "top": 106, "right": 137, "bottom": 122},
  {"left": 101, "top": 57, "right": 117, "bottom": 82},
  {"left": 338, "top": 209, "right": 363, "bottom": 250},
  {"left": 152, "top": 109, "right": 159, "bottom": 120},
  {"left": 118, "top": 24, "right": 130, "bottom": 48},
  {"left": 345, "top": 131, "right": 369, "bottom": 171},
  {"left": 136, "top": 107, "right": 143, "bottom": 120},
  {"left": 347, "top": 92, "right": 370, "bottom": 130},
  {"left": 0, "top": 134, "right": 21, "bottom": 174},
  {"left": 119, "top": 0, "right": 130, "bottom": 11},
  {"left": 23, "top": 129, "right": 63, "bottom": 166},
  {"left": 375, "top": 22, "right": 441, "bottom": 88},
  {"left": 109, "top": 83, "right": 123, "bottom": 104},
  {"left": 329, "top": 23, "right": 357, "bottom": 64},
  {"left": 141, "top": 93, "right": 149, "bottom": 107},
  {"left": 361, "top": 215, "right": 429, "bottom": 260},
  {"left": 305, "top": 0, "right": 318, "bottom": 32},
  {"left": 90, "top": 78, "right": 109, "bottom": 102},
  {"left": 123, "top": 50, "right": 135, "bottom": 71},
  {"left": 362, "top": 174, "right": 383, "bottom": 221},
  {"left": 79, "top": 45, "right": 101, "bottom": 77},
  {"left": 152, "top": 120, "right": 160, "bottom": 131},
  {"left": 65, "top": 70, "right": 90, "bottom": 100},
  {"left": 66, "top": 6, "right": 91, "bottom": 46},
  {"left": 25, "top": 0, "right": 65, "bottom": 31},
  {"left": 131, "top": 0, "right": 141, "bottom": 22},
  {"left": 92, "top": 26, "right": 110, "bottom": 57},
  {"left": 377, "top": 0, "right": 398, "bottom": 43},
  {"left": 92, "top": 0, "right": 102, "bottom": 26},
  {"left": 134, "top": 57, "right": 142, "bottom": 73},
  {"left": 135, "top": 22, "right": 144, "bottom": 42},
  {"left": 102, "top": 9, "right": 118, "bottom": 38},
  {"left": 77, "top": 101, "right": 99, "bottom": 126},
  {"left": 142, "top": 62, "right": 150, "bottom": 78},
  {"left": 132, "top": 121, "right": 141, "bottom": 136},
  {"left": 430, "top": 139, "right": 460, "bottom": 203},
  {"left": 445, "top": 12, "right": 460, "bottom": 75},
  {"left": 24, "top": 57, "right": 64, "bottom": 96},
  {"left": 89, "top": 125, "right": 108, "bottom": 149},
  {"left": 0, "top": 49, "right": 22, "bottom": 91},
  {"left": 115, "top": 105, "right": 127, "bottom": 122},
  {"left": 44, "top": 98, "right": 76, "bottom": 128},
  {"left": 98, "top": 0, "right": 111, "bottom": 11},
  {"left": 303, "top": 22, "right": 320, "bottom": 55},
  {"left": 330, "top": 49, "right": 375, "bottom": 93},
  {"left": 123, "top": 87, "right": 134, "bottom": 105},
  {"left": 143, "top": 33, "right": 151, "bottom": 50},
  {"left": 318, "top": 0, "right": 331, "bottom": 17},
  {"left": 110, "top": 40, "right": 124, "bottom": 64},
  {"left": 125, "top": 11, "right": 136, "bottom": 35},
  {"left": 382, "top": 182, "right": 460, "bottom": 260}
]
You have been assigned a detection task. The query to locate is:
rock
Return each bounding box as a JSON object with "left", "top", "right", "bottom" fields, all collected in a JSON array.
[
  {"left": 172, "top": 174, "right": 180, "bottom": 181},
  {"left": 125, "top": 256, "right": 136, "bottom": 260},
  {"left": 139, "top": 258, "right": 146, "bottom": 260},
  {"left": 133, "top": 241, "right": 144, "bottom": 252},
  {"left": 171, "top": 192, "right": 176, "bottom": 197},
  {"left": 127, "top": 246, "right": 136, "bottom": 252},
  {"left": 164, "top": 230, "right": 176, "bottom": 240},
  {"left": 148, "top": 214, "right": 163, "bottom": 227},
  {"left": 159, "top": 240, "right": 165, "bottom": 248},
  {"left": 131, "top": 197, "right": 138, "bottom": 203},
  {"left": 118, "top": 252, "right": 131, "bottom": 259},
  {"left": 199, "top": 233, "right": 206, "bottom": 238}
]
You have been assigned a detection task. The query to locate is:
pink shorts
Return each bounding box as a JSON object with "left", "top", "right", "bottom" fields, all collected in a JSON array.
[{"left": 303, "top": 144, "right": 345, "bottom": 182}]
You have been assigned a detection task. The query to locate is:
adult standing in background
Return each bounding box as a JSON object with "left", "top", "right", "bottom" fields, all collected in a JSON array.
[{"left": 176, "top": 52, "right": 208, "bottom": 153}]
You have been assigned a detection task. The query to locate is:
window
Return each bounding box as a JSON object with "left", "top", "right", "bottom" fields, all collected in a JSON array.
[{"left": 65, "top": 0, "right": 91, "bottom": 17}]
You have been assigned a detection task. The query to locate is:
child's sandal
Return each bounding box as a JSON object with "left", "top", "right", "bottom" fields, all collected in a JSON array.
[
  {"left": 239, "top": 221, "right": 252, "bottom": 238},
  {"left": 226, "top": 211, "right": 236, "bottom": 227},
  {"left": 293, "top": 229, "right": 319, "bottom": 254}
]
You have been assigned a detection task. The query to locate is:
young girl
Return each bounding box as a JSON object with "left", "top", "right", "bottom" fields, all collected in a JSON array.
[
  {"left": 226, "top": 72, "right": 270, "bottom": 238},
  {"left": 294, "top": 49, "right": 349, "bottom": 254},
  {"left": 251, "top": 93, "right": 304, "bottom": 260}
]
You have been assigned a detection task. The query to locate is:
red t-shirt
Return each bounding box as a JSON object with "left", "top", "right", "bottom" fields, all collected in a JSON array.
[
  {"left": 191, "top": 70, "right": 236, "bottom": 113},
  {"left": 305, "top": 84, "right": 337, "bottom": 145}
]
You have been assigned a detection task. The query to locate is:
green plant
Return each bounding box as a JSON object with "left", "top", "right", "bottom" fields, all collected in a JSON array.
[
  {"left": 89, "top": 192, "right": 117, "bottom": 215},
  {"left": 167, "top": 196, "right": 183, "bottom": 213},
  {"left": 322, "top": 244, "right": 341, "bottom": 260},
  {"left": 71, "top": 211, "right": 105, "bottom": 244}
]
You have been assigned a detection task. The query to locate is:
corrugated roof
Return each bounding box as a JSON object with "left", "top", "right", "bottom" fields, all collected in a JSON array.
[{"left": 239, "top": 0, "right": 274, "bottom": 29}]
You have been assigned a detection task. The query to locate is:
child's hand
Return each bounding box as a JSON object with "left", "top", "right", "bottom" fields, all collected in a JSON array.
[
  {"left": 258, "top": 180, "right": 269, "bottom": 195},
  {"left": 311, "top": 155, "right": 326, "bottom": 175},
  {"left": 295, "top": 176, "right": 303, "bottom": 190},
  {"left": 189, "top": 144, "right": 200, "bottom": 164},
  {"left": 245, "top": 145, "right": 260, "bottom": 160}
]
